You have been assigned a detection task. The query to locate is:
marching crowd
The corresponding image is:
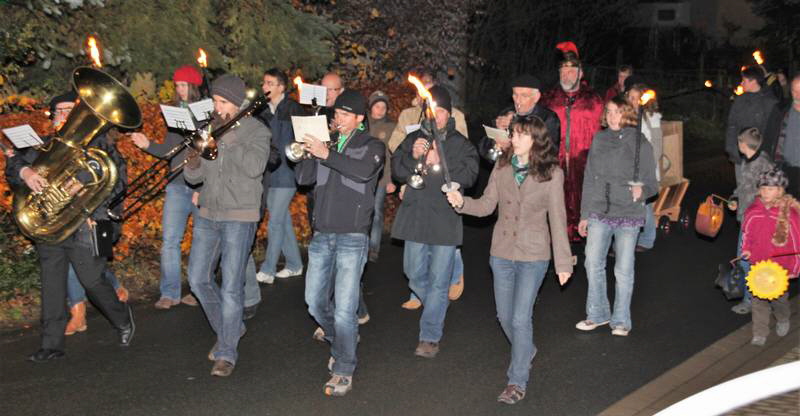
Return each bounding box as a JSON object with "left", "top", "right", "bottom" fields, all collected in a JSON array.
[{"left": 5, "top": 40, "right": 799, "bottom": 404}]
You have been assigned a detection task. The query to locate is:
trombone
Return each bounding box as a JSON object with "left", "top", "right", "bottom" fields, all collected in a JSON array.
[{"left": 107, "top": 94, "right": 267, "bottom": 220}]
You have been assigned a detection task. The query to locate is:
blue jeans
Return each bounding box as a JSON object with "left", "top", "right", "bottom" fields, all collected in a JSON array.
[
  {"left": 244, "top": 255, "right": 261, "bottom": 308},
  {"left": 584, "top": 218, "right": 639, "bottom": 330},
  {"left": 404, "top": 241, "right": 457, "bottom": 342},
  {"left": 160, "top": 183, "right": 198, "bottom": 301},
  {"left": 259, "top": 187, "right": 302, "bottom": 275},
  {"left": 67, "top": 265, "right": 121, "bottom": 308},
  {"left": 736, "top": 230, "right": 753, "bottom": 303},
  {"left": 409, "top": 247, "right": 463, "bottom": 302},
  {"left": 369, "top": 186, "right": 387, "bottom": 253},
  {"left": 637, "top": 202, "right": 657, "bottom": 249},
  {"left": 305, "top": 232, "right": 368, "bottom": 377},
  {"left": 490, "top": 257, "right": 548, "bottom": 390},
  {"left": 188, "top": 216, "right": 256, "bottom": 365}
]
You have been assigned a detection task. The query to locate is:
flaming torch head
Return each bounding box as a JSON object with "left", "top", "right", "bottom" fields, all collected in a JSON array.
[
  {"left": 87, "top": 36, "right": 102, "bottom": 68},
  {"left": 293, "top": 76, "right": 303, "bottom": 91},
  {"left": 704, "top": 80, "right": 713, "bottom": 88},
  {"left": 735, "top": 85, "right": 744, "bottom": 96},
  {"left": 197, "top": 48, "right": 208, "bottom": 68},
  {"left": 640, "top": 89, "right": 656, "bottom": 106},
  {"left": 408, "top": 74, "right": 437, "bottom": 117},
  {"left": 753, "top": 50, "right": 764, "bottom": 65}
]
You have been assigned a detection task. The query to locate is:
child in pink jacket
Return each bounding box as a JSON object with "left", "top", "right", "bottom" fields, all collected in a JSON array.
[{"left": 741, "top": 168, "right": 799, "bottom": 346}]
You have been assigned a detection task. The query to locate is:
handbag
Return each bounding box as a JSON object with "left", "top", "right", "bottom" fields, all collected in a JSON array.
[{"left": 715, "top": 258, "right": 745, "bottom": 300}]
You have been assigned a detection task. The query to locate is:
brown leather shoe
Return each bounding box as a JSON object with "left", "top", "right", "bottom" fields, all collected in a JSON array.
[
  {"left": 448, "top": 275, "right": 465, "bottom": 301},
  {"left": 211, "top": 359, "right": 235, "bottom": 377},
  {"left": 181, "top": 294, "right": 199, "bottom": 306},
  {"left": 401, "top": 299, "right": 421, "bottom": 310},
  {"left": 65, "top": 301, "right": 87, "bottom": 336}
]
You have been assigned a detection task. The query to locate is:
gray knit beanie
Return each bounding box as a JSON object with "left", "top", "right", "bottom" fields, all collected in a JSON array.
[{"left": 211, "top": 74, "right": 247, "bottom": 107}]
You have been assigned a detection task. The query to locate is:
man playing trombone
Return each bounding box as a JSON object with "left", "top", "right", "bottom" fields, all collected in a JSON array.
[{"left": 295, "top": 90, "right": 385, "bottom": 397}]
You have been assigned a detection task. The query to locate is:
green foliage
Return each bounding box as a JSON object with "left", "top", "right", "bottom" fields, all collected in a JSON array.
[
  {"left": 0, "top": 0, "right": 337, "bottom": 98},
  {"left": 0, "top": 215, "right": 40, "bottom": 300}
]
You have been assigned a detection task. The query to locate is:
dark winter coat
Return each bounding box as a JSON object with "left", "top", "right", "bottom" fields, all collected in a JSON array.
[
  {"left": 725, "top": 89, "right": 780, "bottom": 163},
  {"left": 391, "top": 120, "right": 479, "bottom": 246}
]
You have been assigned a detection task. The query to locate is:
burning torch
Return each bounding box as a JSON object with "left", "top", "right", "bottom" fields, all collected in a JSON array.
[{"left": 197, "top": 48, "right": 210, "bottom": 98}]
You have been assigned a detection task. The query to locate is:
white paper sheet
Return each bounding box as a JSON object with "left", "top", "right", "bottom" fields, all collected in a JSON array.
[
  {"left": 405, "top": 124, "right": 421, "bottom": 134},
  {"left": 159, "top": 105, "right": 197, "bottom": 131},
  {"left": 297, "top": 83, "right": 328, "bottom": 106},
  {"left": 2, "top": 125, "right": 44, "bottom": 148},
  {"left": 483, "top": 124, "right": 509, "bottom": 141},
  {"left": 291, "top": 115, "right": 330, "bottom": 143},
  {"left": 188, "top": 98, "right": 214, "bottom": 121}
]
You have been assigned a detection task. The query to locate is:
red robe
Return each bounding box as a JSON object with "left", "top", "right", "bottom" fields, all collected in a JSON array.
[{"left": 542, "top": 82, "right": 604, "bottom": 241}]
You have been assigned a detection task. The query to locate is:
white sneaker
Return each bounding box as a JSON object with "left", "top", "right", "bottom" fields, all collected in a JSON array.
[
  {"left": 275, "top": 267, "right": 303, "bottom": 279},
  {"left": 358, "top": 314, "right": 370, "bottom": 325},
  {"left": 256, "top": 271, "right": 274, "bottom": 284},
  {"left": 611, "top": 326, "right": 630, "bottom": 336},
  {"left": 575, "top": 319, "right": 610, "bottom": 331}
]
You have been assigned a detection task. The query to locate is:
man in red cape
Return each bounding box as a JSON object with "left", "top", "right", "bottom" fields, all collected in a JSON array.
[{"left": 542, "top": 41, "right": 604, "bottom": 242}]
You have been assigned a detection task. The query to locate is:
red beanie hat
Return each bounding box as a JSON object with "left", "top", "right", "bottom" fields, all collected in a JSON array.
[{"left": 173, "top": 65, "right": 203, "bottom": 86}]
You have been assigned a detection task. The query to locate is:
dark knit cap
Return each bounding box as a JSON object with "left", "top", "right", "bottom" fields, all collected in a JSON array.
[
  {"left": 429, "top": 85, "right": 452, "bottom": 113},
  {"left": 368, "top": 90, "right": 390, "bottom": 109},
  {"left": 758, "top": 167, "right": 789, "bottom": 188},
  {"left": 334, "top": 89, "right": 367, "bottom": 115},
  {"left": 211, "top": 74, "right": 247, "bottom": 107},
  {"left": 511, "top": 74, "right": 541, "bottom": 90},
  {"left": 49, "top": 90, "right": 78, "bottom": 115}
]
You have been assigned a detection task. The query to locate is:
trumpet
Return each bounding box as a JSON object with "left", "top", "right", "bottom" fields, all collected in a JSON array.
[
  {"left": 487, "top": 145, "right": 504, "bottom": 162},
  {"left": 285, "top": 123, "right": 340, "bottom": 163},
  {"left": 407, "top": 136, "right": 440, "bottom": 189}
]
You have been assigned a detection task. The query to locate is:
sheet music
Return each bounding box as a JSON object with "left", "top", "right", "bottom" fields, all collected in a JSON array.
[
  {"left": 291, "top": 115, "right": 330, "bottom": 143},
  {"left": 297, "top": 83, "right": 328, "bottom": 106},
  {"left": 159, "top": 105, "right": 197, "bottom": 131},
  {"left": 483, "top": 125, "right": 509, "bottom": 141},
  {"left": 2, "top": 125, "right": 44, "bottom": 148},
  {"left": 188, "top": 98, "right": 214, "bottom": 121},
  {"left": 405, "top": 124, "right": 421, "bottom": 134}
]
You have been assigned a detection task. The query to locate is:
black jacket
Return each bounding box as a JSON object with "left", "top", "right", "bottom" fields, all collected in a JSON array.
[
  {"left": 725, "top": 89, "right": 780, "bottom": 162},
  {"left": 391, "top": 120, "right": 479, "bottom": 246},
  {"left": 295, "top": 128, "right": 385, "bottom": 234},
  {"left": 5, "top": 133, "right": 127, "bottom": 240},
  {"left": 478, "top": 104, "right": 561, "bottom": 162}
]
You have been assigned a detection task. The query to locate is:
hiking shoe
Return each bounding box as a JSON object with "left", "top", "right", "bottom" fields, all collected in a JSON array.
[
  {"left": 448, "top": 275, "right": 465, "bottom": 301},
  {"left": 611, "top": 326, "right": 630, "bottom": 336},
  {"left": 776, "top": 321, "right": 790, "bottom": 337},
  {"left": 324, "top": 374, "right": 353, "bottom": 396},
  {"left": 575, "top": 319, "right": 609, "bottom": 331},
  {"left": 358, "top": 313, "right": 370, "bottom": 325},
  {"left": 275, "top": 267, "right": 303, "bottom": 279},
  {"left": 414, "top": 341, "right": 440, "bottom": 358},
  {"left": 154, "top": 297, "right": 180, "bottom": 310},
  {"left": 210, "top": 359, "right": 235, "bottom": 377},
  {"left": 731, "top": 300, "right": 752, "bottom": 315},
  {"left": 750, "top": 336, "right": 766, "bottom": 346},
  {"left": 497, "top": 385, "right": 526, "bottom": 405},
  {"left": 256, "top": 271, "right": 275, "bottom": 284},
  {"left": 312, "top": 327, "right": 326, "bottom": 342},
  {"left": 401, "top": 299, "right": 421, "bottom": 310},
  {"left": 181, "top": 294, "right": 199, "bottom": 306}
]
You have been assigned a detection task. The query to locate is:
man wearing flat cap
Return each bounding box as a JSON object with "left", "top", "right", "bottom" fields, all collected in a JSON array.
[
  {"left": 184, "top": 73, "right": 271, "bottom": 377},
  {"left": 295, "top": 89, "right": 385, "bottom": 397},
  {"left": 479, "top": 73, "right": 561, "bottom": 162}
]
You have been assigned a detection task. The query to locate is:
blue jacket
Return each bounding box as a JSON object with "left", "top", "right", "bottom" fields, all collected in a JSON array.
[{"left": 257, "top": 97, "right": 306, "bottom": 188}]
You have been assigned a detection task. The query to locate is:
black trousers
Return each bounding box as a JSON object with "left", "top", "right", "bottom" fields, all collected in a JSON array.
[{"left": 36, "top": 228, "right": 128, "bottom": 351}]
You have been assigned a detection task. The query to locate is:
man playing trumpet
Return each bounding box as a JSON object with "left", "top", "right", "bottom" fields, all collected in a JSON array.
[{"left": 295, "top": 90, "right": 385, "bottom": 396}]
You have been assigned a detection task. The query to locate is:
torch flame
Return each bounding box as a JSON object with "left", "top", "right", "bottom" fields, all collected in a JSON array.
[
  {"left": 704, "top": 80, "right": 713, "bottom": 88},
  {"left": 735, "top": 85, "right": 744, "bottom": 96},
  {"left": 640, "top": 89, "right": 656, "bottom": 106},
  {"left": 752, "top": 50, "right": 764, "bottom": 65},
  {"left": 197, "top": 48, "right": 208, "bottom": 68},
  {"left": 87, "top": 36, "right": 102, "bottom": 68},
  {"left": 408, "top": 74, "right": 437, "bottom": 115},
  {"left": 293, "top": 76, "right": 303, "bottom": 88}
]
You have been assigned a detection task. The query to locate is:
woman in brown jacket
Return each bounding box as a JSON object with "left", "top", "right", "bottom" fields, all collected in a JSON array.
[{"left": 446, "top": 116, "right": 573, "bottom": 404}]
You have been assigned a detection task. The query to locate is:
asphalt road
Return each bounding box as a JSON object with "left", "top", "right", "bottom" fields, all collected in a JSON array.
[{"left": 2, "top": 179, "right": 779, "bottom": 416}]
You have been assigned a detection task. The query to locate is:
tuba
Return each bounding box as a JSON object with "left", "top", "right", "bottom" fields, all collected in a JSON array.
[{"left": 13, "top": 67, "right": 142, "bottom": 244}]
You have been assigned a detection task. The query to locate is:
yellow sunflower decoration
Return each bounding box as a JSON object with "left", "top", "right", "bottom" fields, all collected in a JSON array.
[{"left": 746, "top": 260, "right": 790, "bottom": 300}]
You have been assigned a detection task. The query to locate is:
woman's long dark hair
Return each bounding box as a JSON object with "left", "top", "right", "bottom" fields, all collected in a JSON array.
[
  {"left": 171, "top": 83, "right": 202, "bottom": 106},
  {"left": 498, "top": 115, "right": 559, "bottom": 182}
]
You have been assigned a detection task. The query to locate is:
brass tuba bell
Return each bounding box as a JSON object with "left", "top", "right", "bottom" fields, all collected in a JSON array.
[{"left": 13, "top": 67, "right": 142, "bottom": 243}]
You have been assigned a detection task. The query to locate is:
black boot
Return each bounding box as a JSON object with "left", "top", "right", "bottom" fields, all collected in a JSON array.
[
  {"left": 27, "top": 348, "right": 65, "bottom": 363},
  {"left": 118, "top": 304, "right": 135, "bottom": 347}
]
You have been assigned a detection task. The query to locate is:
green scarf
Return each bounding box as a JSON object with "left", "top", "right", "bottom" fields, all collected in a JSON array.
[
  {"left": 337, "top": 122, "right": 366, "bottom": 152},
  {"left": 511, "top": 155, "right": 529, "bottom": 186}
]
